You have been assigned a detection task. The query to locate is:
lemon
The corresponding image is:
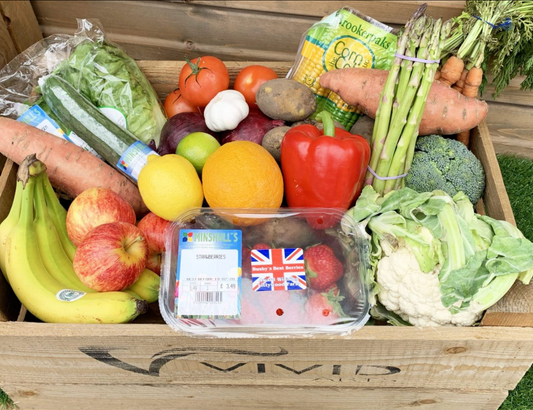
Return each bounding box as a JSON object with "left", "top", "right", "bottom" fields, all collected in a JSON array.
[
  {"left": 138, "top": 154, "right": 204, "bottom": 221},
  {"left": 176, "top": 132, "right": 221, "bottom": 174}
]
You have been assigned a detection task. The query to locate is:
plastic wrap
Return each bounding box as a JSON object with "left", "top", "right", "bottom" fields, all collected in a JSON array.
[
  {"left": 0, "top": 19, "right": 166, "bottom": 145},
  {"left": 159, "top": 208, "right": 371, "bottom": 338},
  {"left": 288, "top": 7, "right": 397, "bottom": 130}
]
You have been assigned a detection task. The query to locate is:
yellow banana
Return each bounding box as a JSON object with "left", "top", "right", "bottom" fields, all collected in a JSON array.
[
  {"left": 0, "top": 179, "right": 23, "bottom": 282},
  {"left": 33, "top": 174, "right": 95, "bottom": 292},
  {"left": 5, "top": 163, "right": 147, "bottom": 324},
  {"left": 127, "top": 268, "right": 160, "bottom": 304},
  {"left": 42, "top": 173, "right": 76, "bottom": 261}
]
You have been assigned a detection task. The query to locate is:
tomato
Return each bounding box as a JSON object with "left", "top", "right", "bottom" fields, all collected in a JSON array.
[
  {"left": 234, "top": 65, "right": 278, "bottom": 107},
  {"left": 163, "top": 89, "right": 201, "bottom": 118},
  {"left": 178, "top": 56, "right": 230, "bottom": 108}
]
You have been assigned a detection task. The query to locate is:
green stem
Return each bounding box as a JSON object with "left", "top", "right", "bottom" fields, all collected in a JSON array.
[
  {"left": 19, "top": 176, "right": 36, "bottom": 232},
  {"left": 314, "top": 111, "right": 335, "bottom": 137}
]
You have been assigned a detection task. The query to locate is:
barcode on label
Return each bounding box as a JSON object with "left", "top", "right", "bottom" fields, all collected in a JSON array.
[{"left": 195, "top": 291, "right": 223, "bottom": 303}]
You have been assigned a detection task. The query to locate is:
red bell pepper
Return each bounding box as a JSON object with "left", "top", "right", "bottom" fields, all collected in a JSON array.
[{"left": 281, "top": 111, "right": 370, "bottom": 225}]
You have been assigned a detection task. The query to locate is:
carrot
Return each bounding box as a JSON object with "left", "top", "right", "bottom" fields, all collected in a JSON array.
[
  {"left": 434, "top": 70, "right": 442, "bottom": 81},
  {"left": 456, "top": 130, "right": 471, "bottom": 147},
  {"left": 319, "top": 67, "right": 489, "bottom": 136},
  {"left": 461, "top": 66, "right": 483, "bottom": 98},
  {"left": 454, "top": 68, "right": 469, "bottom": 92},
  {"left": 439, "top": 55, "right": 464, "bottom": 87},
  {"left": 0, "top": 118, "right": 149, "bottom": 217}
]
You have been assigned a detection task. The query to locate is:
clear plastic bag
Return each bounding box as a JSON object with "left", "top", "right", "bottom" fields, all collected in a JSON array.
[
  {"left": 159, "top": 207, "right": 372, "bottom": 338},
  {"left": 0, "top": 19, "right": 166, "bottom": 145}
]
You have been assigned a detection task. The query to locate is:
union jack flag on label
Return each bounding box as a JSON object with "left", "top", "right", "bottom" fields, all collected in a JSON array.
[{"left": 251, "top": 247, "right": 306, "bottom": 292}]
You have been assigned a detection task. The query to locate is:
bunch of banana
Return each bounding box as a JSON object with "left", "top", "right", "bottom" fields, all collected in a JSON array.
[{"left": 0, "top": 154, "right": 159, "bottom": 323}]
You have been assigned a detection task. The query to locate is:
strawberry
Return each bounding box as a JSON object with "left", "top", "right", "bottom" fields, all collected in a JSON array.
[
  {"left": 304, "top": 244, "right": 344, "bottom": 291},
  {"left": 252, "top": 243, "right": 270, "bottom": 250},
  {"left": 305, "top": 287, "right": 345, "bottom": 325}
]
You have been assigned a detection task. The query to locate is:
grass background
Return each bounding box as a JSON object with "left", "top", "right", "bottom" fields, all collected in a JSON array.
[{"left": 1, "top": 153, "right": 532, "bottom": 409}]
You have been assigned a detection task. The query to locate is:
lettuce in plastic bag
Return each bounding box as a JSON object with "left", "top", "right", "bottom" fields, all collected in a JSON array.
[{"left": 0, "top": 19, "right": 166, "bottom": 146}]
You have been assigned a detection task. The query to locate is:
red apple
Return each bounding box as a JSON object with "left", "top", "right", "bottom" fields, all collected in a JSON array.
[
  {"left": 137, "top": 212, "right": 172, "bottom": 275},
  {"left": 73, "top": 221, "right": 148, "bottom": 292},
  {"left": 66, "top": 187, "right": 137, "bottom": 247}
]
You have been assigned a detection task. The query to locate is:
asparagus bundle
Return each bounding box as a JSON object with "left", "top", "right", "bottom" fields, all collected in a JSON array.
[{"left": 365, "top": 5, "right": 452, "bottom": 195}]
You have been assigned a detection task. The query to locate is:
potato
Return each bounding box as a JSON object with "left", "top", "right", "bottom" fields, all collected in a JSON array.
[
  {"left": 256, "top": 79, "right": 316, "bottom": 122},
  {"left": 349, "top": 115, "right": 374, "bottom": 145},
  {"left": 261, "top": 126, "right": 291, "bottom": 162},
  {"left": 243, "top": 217, "right": 318, "bottom": 249}
]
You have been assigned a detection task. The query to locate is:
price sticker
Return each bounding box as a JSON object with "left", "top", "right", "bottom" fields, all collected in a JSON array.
[{"left": 175, "top": 229, "right": 242, "bottom": 319}]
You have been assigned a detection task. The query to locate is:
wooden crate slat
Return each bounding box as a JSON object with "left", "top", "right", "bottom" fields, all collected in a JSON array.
[
  {"left": 1, "top": 323, "right": 533, "bottom": 391},
  {"left": 0, "top": 383, "right": 508, "bottom": 410},
  {"left": 484, "top": 75, "right": 533, "bottom": 108},
  {"left": 470, "top": 122, "right": 516, "bottom": 225},
  {"left": 31, "top": 0, "right": 313, "bottom": 62},
  {"left": 484, "top": 102, "right": 533, "bottom": 159},
  {"left": 0, "top": 1, "right": 42, "bottom": 53},
  {"left": 0, "top": 5, "right": 18, "bottom": 69},
  {"left": 158, "top": 0, "right": 466, "bottom": 25}
]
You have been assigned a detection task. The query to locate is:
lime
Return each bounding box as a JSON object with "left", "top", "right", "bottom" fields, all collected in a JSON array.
[{"left": 176, "top": 132, "right": 221, "bottom": 173}]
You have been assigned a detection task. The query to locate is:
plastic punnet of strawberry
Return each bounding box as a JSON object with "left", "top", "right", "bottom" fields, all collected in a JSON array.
[{"left": 160, "top": 207, "right": 371, "bottom": 337}]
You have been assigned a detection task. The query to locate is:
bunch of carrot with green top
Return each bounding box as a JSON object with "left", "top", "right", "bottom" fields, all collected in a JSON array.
[{"left": 437, "top": 0, "right": 533, "bottom": 146}]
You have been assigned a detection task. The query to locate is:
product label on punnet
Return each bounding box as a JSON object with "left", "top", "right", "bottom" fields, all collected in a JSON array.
[
  {"left": 175, "top": 229, "right": 242, "bottom": 319},
  {"left": 56, "top": 289, "right": 86, "bottom": 302},
  {"left": 17, "top": 105, "right": 103, "bottom": 159},
  {"left": 117, "top": 141, "right": 159, "bottom": 181},
  {"left": 251, "top": 247, "right": 307, "bottom": 291}
]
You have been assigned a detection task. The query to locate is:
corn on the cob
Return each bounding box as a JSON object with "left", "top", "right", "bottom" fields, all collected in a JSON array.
[
  {"left": 323, "top": 92, "right": 361, "bottom": 130},
  {"left": 291, "top": 24, "right": 336, "bottom": 97}
]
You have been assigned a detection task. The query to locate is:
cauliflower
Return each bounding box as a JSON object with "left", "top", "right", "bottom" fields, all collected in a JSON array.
[
  {"left": 405, "top": 134, "right": 485, "bottom": 204},
  {"left": 377, "top": 245, "right": 482, "bottom": 327},
  {"left": 344, "top": 186, "right": 533, "bottom": 327}
]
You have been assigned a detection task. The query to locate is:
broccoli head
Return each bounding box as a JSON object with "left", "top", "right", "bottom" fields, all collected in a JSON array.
[{"left": 405, "top": 135, "right": 485, "bottom": 204}]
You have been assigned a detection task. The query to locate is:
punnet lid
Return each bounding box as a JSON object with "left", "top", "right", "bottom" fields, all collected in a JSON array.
[{"left": 159, "top": 207, "right": 371, "bottom": 338}]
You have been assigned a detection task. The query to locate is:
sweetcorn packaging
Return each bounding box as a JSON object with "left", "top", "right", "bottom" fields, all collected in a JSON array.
[
  {"left": 288, "top": 7, "right": 397, "bottom": 130},
  {"left": 160, "top": 208, "right": 371, "bottom": 338}
]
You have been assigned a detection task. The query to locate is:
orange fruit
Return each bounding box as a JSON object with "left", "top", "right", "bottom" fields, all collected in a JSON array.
[{"left": 202, "top": 141, "right": 283, "bottom": 225}]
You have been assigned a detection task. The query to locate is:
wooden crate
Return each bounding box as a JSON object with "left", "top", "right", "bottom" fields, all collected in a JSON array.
[
  {"left": 1, "top": 59, "right": 533, "bottom": 410},
  {"left": 1, "top": 2, "right": 533, "bottom": 410}
]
